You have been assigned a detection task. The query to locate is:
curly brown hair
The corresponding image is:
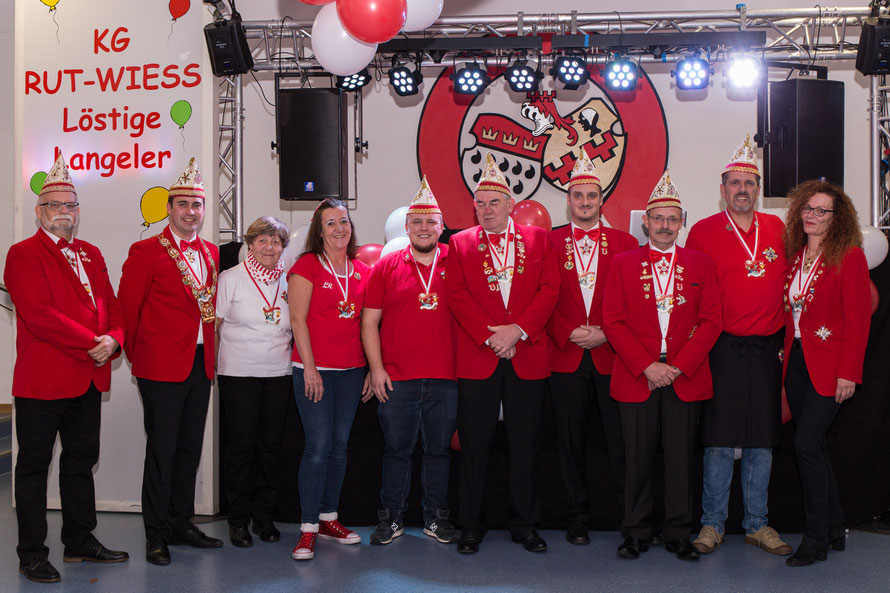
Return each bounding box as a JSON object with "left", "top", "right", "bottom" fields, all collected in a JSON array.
[
  {"left": 783, "top": 179, "right": 862, "bottom": 268},
  {"left": 302, "top": 198, "right": 358, "bottom": 259}
]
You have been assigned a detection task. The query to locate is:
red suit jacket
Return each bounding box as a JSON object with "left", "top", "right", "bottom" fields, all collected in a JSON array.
[
  {"left": 602, "top": 245, "right": 722, "bottom": 403},
  {"left": 547, "top": 225, "right": 639, "bottom": 374},
  {"left": 118, "top": 225, "right": 219, "bottom": 381},
  {"left": 4, "top": 230, "right": 125, "bottom": 399},
  {"left": 782, "top": 247, "right": 871, "bottom": 397},
  {"left": 445, "top": 223, "right": 559, "bottom": 380}
]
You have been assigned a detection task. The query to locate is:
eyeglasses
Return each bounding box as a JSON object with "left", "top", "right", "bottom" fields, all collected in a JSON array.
[
  {"left": 37, "top": 201, "right": 79, "bottom": 212},
  {"left": 647, "top": 214, "right": 683, "bottom": 225},
  {"left": 801, "top": 205, "right": 834, "bottom": 217}
]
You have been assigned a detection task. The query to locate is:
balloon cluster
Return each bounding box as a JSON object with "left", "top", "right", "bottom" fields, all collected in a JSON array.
[{"left": 305, "top": 0, "right": 443, "bottom": 77}]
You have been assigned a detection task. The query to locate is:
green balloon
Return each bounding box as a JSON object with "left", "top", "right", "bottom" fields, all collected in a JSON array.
[
  {"left": 170, "top": 100, "right": 192, "bottom": 128},
  {"left": 30, "top": 171, "right": 47, "bottom": 195}
]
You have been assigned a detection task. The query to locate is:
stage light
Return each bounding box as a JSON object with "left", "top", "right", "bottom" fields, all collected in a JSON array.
[
  {"left": 505, "top": 59, "right": 543, "bottom": 93},
  {"left": 336, "top": 68, "right": 371, "bottom": 91},
  {"left": 726, "top": 55, "right": 760, "bottom": 88},
  {"left": 551, "top": 55, "right": 589, "bottom": 90},
  {"left": 451, "top": 61, "right": 491, "bottom": 95},
  {"left": 673, "top": 56, "right": 711, "bottom": 90},
  {"left": 604, "top": 57, "right": 639, "bottom": 91},
  {"left": 388, "top": 57, "right": 423, "bottom": 96}
]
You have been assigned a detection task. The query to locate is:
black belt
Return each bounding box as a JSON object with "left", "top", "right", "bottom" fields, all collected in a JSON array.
[
  {"left": 659, "top": 353, "right": 667, "bottom": 362},
  {"left": 791, "top": 338, "right": 802, "bottom": 349},
  {"left": 196, "top": 344, "right": 204, "bottom": 351}
]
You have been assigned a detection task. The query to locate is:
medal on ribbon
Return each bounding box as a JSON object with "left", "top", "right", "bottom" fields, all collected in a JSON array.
[
  {"left": 412, "top": 247, "right": 440, "bottom": 311},
  {"left": 323, "top": 253, "right": 355, "bottom": 319},
  {"left": 725, "top": 211, "right": 766, "bottom": 278}
]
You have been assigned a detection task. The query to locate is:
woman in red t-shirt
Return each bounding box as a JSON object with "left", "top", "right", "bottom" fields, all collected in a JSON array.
[{"left": 286, "top": 198, "right": 369, "bottom": 561}]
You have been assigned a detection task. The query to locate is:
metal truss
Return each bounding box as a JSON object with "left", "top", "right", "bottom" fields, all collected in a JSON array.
[{"left": 217, "top": 7, "right": 889, "bottom": 239}]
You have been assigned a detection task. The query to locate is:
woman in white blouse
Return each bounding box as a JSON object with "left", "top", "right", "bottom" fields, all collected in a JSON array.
[{"left": 216, "top": 217, "right": 293, "bottom": 548}]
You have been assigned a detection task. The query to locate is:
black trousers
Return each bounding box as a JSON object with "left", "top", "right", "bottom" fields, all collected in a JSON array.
[
  {"left": 550, "top": 354, "right": 625, "bottom": 524},
  {"left": 218, "top": 374, "right": 291, "bottom": 526},
  {"left": 619, "top": 386, "right": 700, "bottom": 541},
  {"left": 14, "top": 384, "right": 101, "bottom": 563},
  {"left": 458, "top": 359, "right": 545, "bottom": 534},
  {"left": 784, "top": 341, "right": 845, "bottom": 543},
  {"left": 137, "top": 348, "right": 211, "bottom": 541}
]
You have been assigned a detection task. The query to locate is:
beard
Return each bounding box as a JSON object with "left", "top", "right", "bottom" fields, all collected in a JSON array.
[{"left": 411, "top": 239, "right": 438, "bottom": 254}]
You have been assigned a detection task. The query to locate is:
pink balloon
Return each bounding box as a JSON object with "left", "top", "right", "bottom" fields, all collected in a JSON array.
[
  {"left": 512, "top": 199, "right": 552, "bottom": 231},
  {"left": 870, "top": 280, "right": 880, "bottom": 315},
  {"left": 337, "top": 0, "right": 407, "bottom": 44},
  {"left": 356, "top": 243, "right": 385, "bottom": 267}
]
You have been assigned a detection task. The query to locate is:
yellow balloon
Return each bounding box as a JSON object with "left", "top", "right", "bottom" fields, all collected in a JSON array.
[
  {"left": 40, "top": 0, "right": 61, "bottom": 10},
  {"left": 140, "top": 186, "right": 169, "bottom": 227}
]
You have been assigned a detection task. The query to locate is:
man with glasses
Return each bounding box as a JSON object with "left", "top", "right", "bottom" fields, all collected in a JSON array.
[
  {"left": 118, "top": 158, "right": 222, "bottom": 566},
  {"left": 603, "top": 171, "right": 721, "bottom": 562},
  {"left": 685, "top": 135, "right": 792, "bottom": 556},
  {"left": 4, "top": 154, "right": 129, "bottom": 583}
]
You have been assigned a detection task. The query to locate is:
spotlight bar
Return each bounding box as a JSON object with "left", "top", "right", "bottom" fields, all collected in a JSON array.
[
  {"left": 604, "top": 57, "right": 639, "bottom": 91},
  {"left": 336, "top": 68, "right": 371, "bottom": 91},
  {"left": 451, "top": 62, "right": 491, "bottom": 95},
  {"left": 550, "top": 31, "right": 766, "bottom": 50}
]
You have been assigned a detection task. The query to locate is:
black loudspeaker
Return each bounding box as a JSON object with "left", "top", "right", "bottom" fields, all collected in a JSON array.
[
  {"left": 764, "top": 78, "right": 844, "bottom": 198},
  {"left": 856, "top": 17, "right": 890, "bottom": 75},
  {"left": 277, "top": 88, "right": 348, "bottom": 201},
  {"left": 204, "top": 17, "right": 254, "bottom": 76}
]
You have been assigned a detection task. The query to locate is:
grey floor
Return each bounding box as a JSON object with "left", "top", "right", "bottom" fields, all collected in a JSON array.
[{"left": 1, "top": 473, "right": 889, "bottom": 593}]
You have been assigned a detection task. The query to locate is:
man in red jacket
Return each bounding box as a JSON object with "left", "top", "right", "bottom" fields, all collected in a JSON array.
[
  {"left": 118, "top": 158, "right": 221, "bottom": 566},
  {"left": 445, "top": 153, "right": 559, "bottom": 554},
  {"left": 603, "top": 171, "right": 722, "bottom": 562},
  {"left": 5, "top": 154, "right": 128, "bottom": 583},
  {"left": 548, "top": 149, "right": 639, "bottom": 545}
]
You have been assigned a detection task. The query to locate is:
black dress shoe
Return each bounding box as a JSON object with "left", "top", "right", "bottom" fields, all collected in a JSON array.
[
  {"left": 19, "top": 557, "right": 61, "bottom": 583},
  {"left": 665, "top": 538, "right": 700, "bottom": 561},
  {"left": 829, "top": 526, "right": 846, "bottom": 552},
  {"left": 617, "top": 536, "right": 650, "bottom": 559},
  {"left": 170, "top": 525, "right": 224, "bottom": 549},
  {"left": 146, "top": 539, "right": 171, "bottom": 566},
  {"left": 512, "top": 529, "right": 547, "bottom": 553},
  {"left": 457, "top": 529, "right": 483, "bottom": 554},
  {"left": 566, "top": 521, "right": 590, "bottom": 545},
  {"left": 786, "top": 538, "right": 828, "bottom": 566},
  {"left": 252, "top": 520, "right": 281, "bottom": 543},
  {"left": 63, "top": 541, "right": 129, "bottom": 563},
  {"left": 229, "top": 525, "right": 253, "bottom": 548}
]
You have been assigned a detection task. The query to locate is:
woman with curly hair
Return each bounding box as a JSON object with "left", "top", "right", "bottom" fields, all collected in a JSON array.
[{"left": 781, "top": 179, "right": 871, "bottom": 566}]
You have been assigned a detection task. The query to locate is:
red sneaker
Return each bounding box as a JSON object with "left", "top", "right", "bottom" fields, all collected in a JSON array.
[
  {"left": 291, "top": 532, "right": 316, "bottom": 560},
  {"left": 318, "top": 519, "right": 361, "bottom": 545}
]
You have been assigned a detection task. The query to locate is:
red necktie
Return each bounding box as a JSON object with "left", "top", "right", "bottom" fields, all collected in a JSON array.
[
  {"left": 573, "top": 228, "right": 600, "bottom": 242},
  {"left": 57, "top": 238, "right": 78, "bottom": 251},
  {"left": 489, "top": 232, "right": 511, "bottom": 247},
  {"left": 649, "top": 250, "right": 667, "bottom": 263},
  {"left": 180, "top": 239, "right": 201, "bottom": 252}
]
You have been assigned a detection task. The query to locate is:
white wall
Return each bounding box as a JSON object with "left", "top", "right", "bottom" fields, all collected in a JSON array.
[
  {"left": 0, "top": 0, "right": 14, "bottom": 405},
  {"left": 229, "top": 0, "right": 872, "bottom": 246}
]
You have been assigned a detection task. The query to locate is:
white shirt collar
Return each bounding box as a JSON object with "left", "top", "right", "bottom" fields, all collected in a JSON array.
[
  {"left": 648, "top": 241, "right": 676, "bottom": 255},
  {"left": 170, "top": 228, "right": 198, "bottom": 248}
]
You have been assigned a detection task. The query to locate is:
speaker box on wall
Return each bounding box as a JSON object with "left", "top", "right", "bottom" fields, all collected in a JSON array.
[
  {"left": 764, "top": 78, "right": 844, "bottom": 198},
  {"left": 204, "top": 18, "right": 254, "bottom": 77},
  {"left": 277, "top": 88, "right": 348, "bottom": 201}
]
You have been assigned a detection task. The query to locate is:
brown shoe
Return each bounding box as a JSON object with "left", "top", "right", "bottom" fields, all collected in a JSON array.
[
  {"left": 745, "top": 526, "right": 793, "bottom": 555},
  {"left": 693, "top": 525, "right": 723, "bottom": 554}
]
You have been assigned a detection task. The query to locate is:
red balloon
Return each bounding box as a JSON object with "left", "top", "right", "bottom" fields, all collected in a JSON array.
[
  {"left": 337, "top": 0, "right": 407, "bottom": 44},
  {"left": 169, "top": 0, "right": 189, "bottom": 20},
  {"left": 870, "top": 279, "right": 880, "bottom": 315},
  {"left": 356, "top": 243, "right": 384, "bottom": 267},
  {"left": 512, "top": 199, "right": 552, "bottom": 231}
]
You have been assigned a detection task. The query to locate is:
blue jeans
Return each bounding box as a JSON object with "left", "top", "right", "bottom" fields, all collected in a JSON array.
[
  {"left": 701, "top": 446, "right": 772, "bottom": 534},
  {"left": 292, "top": 367, "right": 363, "bottom": 524},
  {"left": 378, "top": 379, "right": 457, "bottom": 524}
]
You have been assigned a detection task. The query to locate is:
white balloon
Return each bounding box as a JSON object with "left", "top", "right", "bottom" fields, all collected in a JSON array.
[
  {"left": 861, "top": 225, "right": 889, "bottom": 269},
  {"left": 282, "top": 222, "right": 312, "bottom": 272},
  {"left": 311, "top": 4, "right": 378, "bottom": 76},
  {"left": 403, "top": 0, "right": 443, "bottom": 32},
  {"left": 381, "top": 236, "right": 410, "bottom": 259},
  {"left": 384, "top": 206, "right": 410, "bottom": 243}
]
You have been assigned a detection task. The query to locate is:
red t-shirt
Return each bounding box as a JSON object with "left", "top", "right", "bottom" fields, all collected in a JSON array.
[
  {"left": 364, "top": 245, "right": 456, "bottom": 381},
  {"left": 288, "top": 253, "right": 368, "bottom": 369},
  {"left": 686, "top": 211, "right": 786, "bottom": 336}
]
